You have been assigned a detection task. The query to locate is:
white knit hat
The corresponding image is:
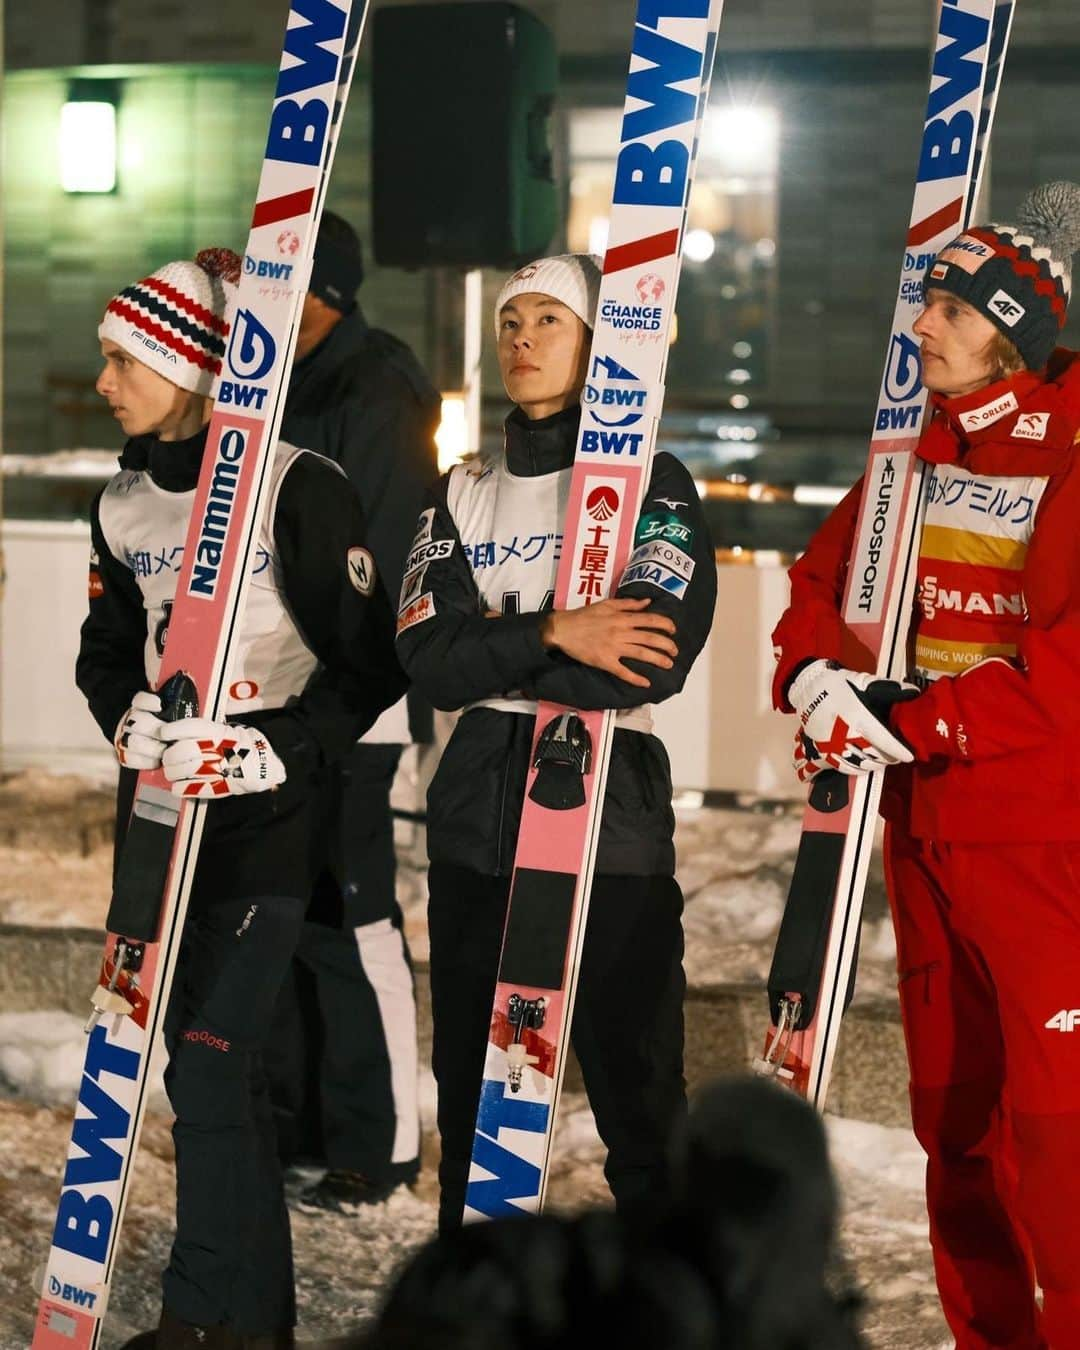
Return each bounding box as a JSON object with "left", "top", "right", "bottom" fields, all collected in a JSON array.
[
  {"left": 494, "top": 253, "right": 603, "bottom": 336},
  {"left": 98, "top": 248, "right": 241, "bottom": 395}
]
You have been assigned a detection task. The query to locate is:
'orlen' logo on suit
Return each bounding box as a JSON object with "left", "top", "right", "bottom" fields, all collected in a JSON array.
[{"left": 1012, "top": 412, "right": 1050, "bottom": 442}]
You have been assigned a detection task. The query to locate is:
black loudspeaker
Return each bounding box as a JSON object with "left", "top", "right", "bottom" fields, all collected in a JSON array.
[{"left": 372, "top": 2, "right": 558, "bottom": 269}]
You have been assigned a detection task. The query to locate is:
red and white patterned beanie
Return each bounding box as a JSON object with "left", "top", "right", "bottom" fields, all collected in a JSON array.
[{"left": 98, "top": 248, "right": 242, "bottom": 396}]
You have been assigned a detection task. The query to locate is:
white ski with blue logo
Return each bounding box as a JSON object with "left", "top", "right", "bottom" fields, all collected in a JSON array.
[
  {"left": 33, "top": 3, "right": 368, "bottom": 1344},
  {"left": 464, "top": 0, "right": 724, "bottom": 1222}
]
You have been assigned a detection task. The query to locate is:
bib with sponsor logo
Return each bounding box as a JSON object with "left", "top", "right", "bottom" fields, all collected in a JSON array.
[
  {"left": 445, "top": 453, "right": 571, "bottom": 616},
  {"left": 440, "top": 451, "right": 653, "bottom": 731},
  {"left": 913, "top": 463, "right": 1046, "bottom": 683},
  {"left": 97, "top": 441, "right": 319, "bottom": 715}
]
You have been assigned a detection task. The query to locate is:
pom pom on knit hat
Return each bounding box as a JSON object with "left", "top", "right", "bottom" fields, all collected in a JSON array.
[
  {"left": 494, "top": 254, "right": 603, "bottom": 336},
  {"left": 98, "top": 249, "right": 242, "bottom": 395},
  {"left": 926, "top": 181, "right": 1080, "bottom": 370}
]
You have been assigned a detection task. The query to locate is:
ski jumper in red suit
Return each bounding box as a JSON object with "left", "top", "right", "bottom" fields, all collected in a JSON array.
[{"left": 773, "top": 350, "right": 1080, "bottom": 1350}]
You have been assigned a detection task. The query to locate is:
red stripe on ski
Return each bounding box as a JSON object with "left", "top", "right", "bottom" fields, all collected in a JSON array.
[
  {"left": 603, "top": 229, "right": 680, "bottom": 274},
  {"left": 251, "top": 188, "right": 315, "bottom": 228},
  {"left": 907, "top": 197, "right": 963, "bottom": 247}
]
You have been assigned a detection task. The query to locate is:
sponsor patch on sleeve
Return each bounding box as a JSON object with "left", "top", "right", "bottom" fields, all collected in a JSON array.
[
  {"left": 398, "top": 563, "right": 427, "bottom": 611},
  {"left": 620, "top": 561, "right": 690, "bottom": 598},
  {"left": 88, "top": 546, "right": 104, "bottom": 598},
  {"left": 626, "top": 540, "right": 695, "bottom": 579},
  {"left": 634, "top": 511, "right": 694, "bottom": 549},
  {"left": 410, "top": 508, "right": 435, "bottom": 549},
  {"left": 396, "top": 591, "right": 436, "bottom": 635},
  {"left": 404, "top": 537, "right": 454, "bottom": 574},
  {"left": 346, "top": 546, "right": 376, "bottom": 597}
]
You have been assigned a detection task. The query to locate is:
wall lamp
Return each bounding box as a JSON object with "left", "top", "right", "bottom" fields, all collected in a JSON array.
[{"left": 60, "top": 79, "right": 119, "bottom": 194}]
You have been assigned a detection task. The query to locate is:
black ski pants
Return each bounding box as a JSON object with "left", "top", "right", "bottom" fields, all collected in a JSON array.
[
  {"left": 265, "top": 743, "right": 420, "bottom": 1182},
  {"left": 428, "top": 862, "right": 686, "bottom": 1233},
  {"left": 162, "top": 889, "right": 305, "bottom": 1335}
]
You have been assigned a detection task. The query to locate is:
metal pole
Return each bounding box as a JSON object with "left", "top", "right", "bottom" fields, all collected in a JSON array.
[
  {"left": 463, "top": 267, "right": 483, "bottom": 453},
  {"left": 0, "top": 0, "right": 7, "bottom": 770}
]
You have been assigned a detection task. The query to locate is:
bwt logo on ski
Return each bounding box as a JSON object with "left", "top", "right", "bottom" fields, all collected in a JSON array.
[
  {"left": 187, "top": 429, "right": 246, "bottom": 599},
  {"left": 47, "top": 1275, "right": 99, "bottom": 1310},
  {"left": 879, "top": 332, "right": 923, "bottom": 430},
  {"left": 465, "top": 1078, "right": 548, "bottom": 1218},
  {"left": 904, "top": 250, "right": 936, "bottom": 273},
  {"left": 917, "top": 1, "right": 988, "bottom": 187},
  {"left": 583, "top": 354, "right": 648, "bottom": 432},
  {"left": 244, "top": 254, "right": 294, "bottom": 282},
  {"left": 51, "top": 1025, "right": 140, "bottom": 1264},
  {"left": 876, "top": 0, "right": 990, "bottom": 432},
  {"left": 266, "top": 0, "right": 347, "bottom": 169},
  {"left": 612, "top": 0, "right": 709, "bottom": 211},
  {"left": 219, "top": 308, "right": 278, "bottom": 412}
]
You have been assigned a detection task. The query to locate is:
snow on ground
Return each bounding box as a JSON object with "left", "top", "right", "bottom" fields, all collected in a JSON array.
[
  {"left": 0, "top": 1012, "right": 950, "bottom": 1349},
  {"left": 0, "top": 769, "right": 900, "bottom": 1002},
  {"left": 0, "top": 769, "right": 942, "bottom": 1345}
]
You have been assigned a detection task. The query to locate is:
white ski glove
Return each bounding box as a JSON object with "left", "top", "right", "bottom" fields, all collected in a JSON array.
[
  {"left": 113, "top": 691, "right": 168, "bottom": 771},
  {"left": 788, "top": 659, "right": 917, "bottom": 776},
  {"left": 159, "top": 720, "right": 287, "bottom": 799}
]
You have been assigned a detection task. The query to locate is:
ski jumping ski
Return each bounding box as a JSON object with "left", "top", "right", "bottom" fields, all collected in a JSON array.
[
  {"left": 33, "top": 3, "right": 367, "bottom": 1343},
  {"left": 756, "top": 0, "right": 1016, "bottom": 1106},
  {"left": 463, "top": 0, "right": 725, "bottom": 1222}
]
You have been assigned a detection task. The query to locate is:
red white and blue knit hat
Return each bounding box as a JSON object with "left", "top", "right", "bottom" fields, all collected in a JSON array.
[
  {"left": 926, "top": 181, "right": 1080, "bottom": 370},
  {"left": 98, "top": 249, "right": 241, "bottom": 395}
]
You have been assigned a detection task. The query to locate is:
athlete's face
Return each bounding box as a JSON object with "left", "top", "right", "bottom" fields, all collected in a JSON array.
[
  {"left": 913, "top": 289, "right": 1001, "bottom": 398},
  {"left": 497, "top": 293, "right": 590, "bottom": 420},
  {"left": 96, "top": 340, "right": 204, "bottom": 441}
]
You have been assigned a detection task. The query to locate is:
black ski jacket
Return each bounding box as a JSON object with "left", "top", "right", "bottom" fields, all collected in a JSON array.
[
  {"left": 283, "top": 308, "right": 440, "bottom": 744},
  {"left": 396, "top": 406, "right": 717, "bottom": 877},
  {"left": 76, "top": 427, "right": 407, "bottom": 901},
  {"left": 283, "top": 307, "right": 440, "bottom": 604}
]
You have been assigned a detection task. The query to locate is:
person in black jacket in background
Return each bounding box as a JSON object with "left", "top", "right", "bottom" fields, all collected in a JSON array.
[
  {"left": 264, "top": 212, "right": 440, "bottom": 1211},
  {"left": 395, "top": 253, "right": 717, "bottom": 1233},
  {"left": 78, "top": 248, "right": 405, "bottom": 1349}
]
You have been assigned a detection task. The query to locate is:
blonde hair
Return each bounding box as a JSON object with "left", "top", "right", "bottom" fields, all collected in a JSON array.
[{"left": 984, "top": 328, "right": 1027, "bottom": 380}]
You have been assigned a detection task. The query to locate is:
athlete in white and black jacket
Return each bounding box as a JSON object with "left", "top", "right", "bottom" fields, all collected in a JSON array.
[
  {"left": 396, "top": 254, "right": 717, "bottom": 1233},
  {"left": 76, "top": 249, "right": 405, "bottom": 1350}
]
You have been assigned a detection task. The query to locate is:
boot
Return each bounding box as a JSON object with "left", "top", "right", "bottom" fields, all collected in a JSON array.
[{"left": 122, "top": 1308, "right": 243, "bottom": 1350}]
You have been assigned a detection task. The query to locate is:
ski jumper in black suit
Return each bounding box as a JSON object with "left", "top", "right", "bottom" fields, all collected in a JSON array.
[
  {"left": 76, "top": 426, "right": 406, "bottom": 1334},
  {"left": 395, "top": 404, "right": 717, "bottom": 1231}
]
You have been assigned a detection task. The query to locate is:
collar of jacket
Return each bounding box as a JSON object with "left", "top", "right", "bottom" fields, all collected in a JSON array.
[
  {"left": 503, "top": 403, "right": 581, "bottom": 476},
  {"left": 918, "top": 348, "right": 1080, "bottom": 476},
  {"left": 118, "top": 424, "right": 210, "bottom": 492},
  {"left": 291, "top": 305, "right": 369, "bottom": 377}
]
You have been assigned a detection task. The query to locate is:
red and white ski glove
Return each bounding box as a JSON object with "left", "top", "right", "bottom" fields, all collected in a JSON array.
[
  {"left": 113, "top": 691, "right": 168, "bottom": 771},
  {"left": 792, "top": 726, "right": 828, "bottom": 785},
  {"left": 159, "top": 720, "right": 286, "bottom": 799},
  {"left": 788, "top": 659, "right": 917, "bottom": 776}
]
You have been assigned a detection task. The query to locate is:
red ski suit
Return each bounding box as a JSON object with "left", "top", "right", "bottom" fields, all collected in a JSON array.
[{"left": 773, "top": 350, "right": 1080, "bottom": 1350}]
